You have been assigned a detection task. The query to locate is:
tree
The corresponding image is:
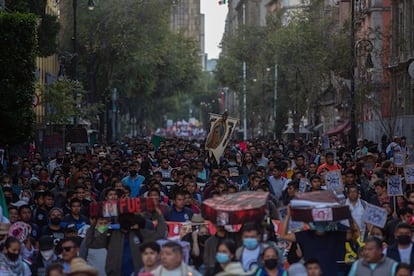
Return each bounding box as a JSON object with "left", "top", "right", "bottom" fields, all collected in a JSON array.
[
  {"left": 59, "top": 0, "right": 201, "bottom": 140},
  {"left": 0, "top": 12, "right": 37, "bottom": 145}
]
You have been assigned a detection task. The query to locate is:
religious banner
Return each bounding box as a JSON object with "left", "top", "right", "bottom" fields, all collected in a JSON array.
[
  {"left": 405, "top": 164, "right": 414, "bottom": 185},
  {"left": 387, "top": 175, "right": 403, "bottom": 196},
  {"left": 362, "top": 204, "right": 387, "bottom": 228},
  {"left": 89, "top": 197, "right": 156, "bottom": 217},
  {"left": 325, "top": 170, "right": 343, "bottom": 192},
  {"left": 205, "top": 112, "right": 238, "bottom": 163}
]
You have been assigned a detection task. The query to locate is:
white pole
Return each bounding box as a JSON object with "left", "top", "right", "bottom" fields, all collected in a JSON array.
[
  {"left": 273, "top": 64, "right": 278, "bottom": 140},
  {"left": 242, "top": 2, "right": 247, "bottom": 140}
]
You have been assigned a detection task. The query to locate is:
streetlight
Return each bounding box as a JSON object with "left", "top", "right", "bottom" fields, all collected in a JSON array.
[{"left": 72, "top": 0, "right": 95, "bottom": 80}]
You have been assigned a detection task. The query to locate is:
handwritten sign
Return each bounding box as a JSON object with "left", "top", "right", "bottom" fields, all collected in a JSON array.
[
  {"left": 325, "top": 170, "right": 343, "bottom": 192},
  {"left": 394, "top": 152, "right": 407, "bottom": 167},
  {"left": 299, "top": 178, "right": 310, "bottom": 193},
  {"left": 89, "top": 198, "right": 155, "bottom": 217},
  {"left": 362, "top": 204, "right": 387, "bottom": 228},
  {"left": 387, "top": 175, "right": 403, "bottom": 196},
  {"left": 405, "top": 165, "right": 414, "bottom": 185},
  {"left": 311, "top": 208, "right": 333, "bottom": 222}
]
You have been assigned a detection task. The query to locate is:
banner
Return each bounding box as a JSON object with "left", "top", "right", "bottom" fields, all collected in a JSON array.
[
  {"left": 205, "top": 113, "right": 238, "bottom": 163},
  {"left": 89, "top": 198, "right": 156, "bottom": 217}
]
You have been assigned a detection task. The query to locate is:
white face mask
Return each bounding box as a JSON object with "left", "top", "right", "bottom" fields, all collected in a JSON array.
[
  {"left": 40, "top": 250, "right": 54, "bottom": 260},
  {"left": 263, "top": 233, "right": 268, "bottom": 242}
]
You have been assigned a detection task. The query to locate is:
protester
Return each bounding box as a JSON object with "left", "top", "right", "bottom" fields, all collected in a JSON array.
[
  {"left": 138, "top": 241, "right": 161, "bottom": 274},
  {"left": 151, "top": 241, "right": 202, "bottom": 276},
  {"left": 61, "top": 237, "right": 81, "bottom": 273},
  {"left": 348, "top": 236, "right": 397, "bottom": 276},
  {"left": 0, "top": 236, "right": 32, "bottom": 275}
]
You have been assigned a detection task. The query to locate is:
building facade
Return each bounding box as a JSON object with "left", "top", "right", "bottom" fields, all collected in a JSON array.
[{"left": 170, "top": 0, "right": 206, "bottom": 69}]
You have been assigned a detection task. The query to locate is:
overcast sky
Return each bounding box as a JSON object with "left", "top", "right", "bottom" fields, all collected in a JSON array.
[{"left": 201, "top": 1, "right": 228, "bottom": 59}]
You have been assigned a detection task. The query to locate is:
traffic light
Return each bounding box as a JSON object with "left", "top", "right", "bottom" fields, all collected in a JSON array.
[{"left": 218, "top": 0, "right": 227, "bottom": 5}]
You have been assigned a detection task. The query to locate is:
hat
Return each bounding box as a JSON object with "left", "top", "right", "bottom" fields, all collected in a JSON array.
[
  {"left": 0, "top": 223, "right": 10, "bottom": 235},
  {"left": 287, "top": 263, "right": 307, "bottom": 276},
  {"left": 68, "top": 257, "right": 97, "bottom": 275},
  {"left": 191, "top": 214, "right": 206, "bottom": 225},
  {"left": 39, "top": 235, "right": 55, "bottom": 251},
  {"left": 215, "top": 262, "right": 254, "bottom": 276}
]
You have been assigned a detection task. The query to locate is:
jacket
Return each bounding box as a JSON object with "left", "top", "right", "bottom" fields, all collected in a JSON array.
[
  {"left": 85, "top": 214, "right": 167, "bottom": 276},
  {"left": 353, "top": 256, "right": 396, "bottom": 276},
  {"left": 386, "top": 242, "right": 414, "bottom": 271}
]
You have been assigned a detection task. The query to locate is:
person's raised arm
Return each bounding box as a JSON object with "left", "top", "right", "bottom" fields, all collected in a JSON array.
[{"left": 280, "top": 205, "right": 296, "bottom": 242}]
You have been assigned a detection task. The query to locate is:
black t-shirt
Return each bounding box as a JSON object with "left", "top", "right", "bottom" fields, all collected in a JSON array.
[{"left": 295, "top": 230, "right": 346, "bottom": 275}]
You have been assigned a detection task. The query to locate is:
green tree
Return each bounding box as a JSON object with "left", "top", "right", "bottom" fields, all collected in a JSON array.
[{"left": 0, "top": 12, "right": 37, "bottom": 145}]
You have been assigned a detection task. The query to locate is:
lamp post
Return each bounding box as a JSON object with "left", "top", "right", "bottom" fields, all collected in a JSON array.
[
  {"left": 242, "top": 1, "right": 247, "bottom": 141},
  {"left": 72, "top": 0, "right": 95, "bottom": 80}
]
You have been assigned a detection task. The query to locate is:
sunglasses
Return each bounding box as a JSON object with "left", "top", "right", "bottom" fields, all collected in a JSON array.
[{"left": 62, "top": 246, "right": 76, "bottom": 252}]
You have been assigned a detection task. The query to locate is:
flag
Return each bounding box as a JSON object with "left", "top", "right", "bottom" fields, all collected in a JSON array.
[
  {"left": 205, "top": 113, "right": 238, "bottom": 163},
  {"left": 151, "top": 135, "right": 166, "bottom": 150},
  {"left": 0, "top": 187, "right": 9, "bottom": 222}
]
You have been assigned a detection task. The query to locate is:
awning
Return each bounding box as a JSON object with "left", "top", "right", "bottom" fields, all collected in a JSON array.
[{"left": 324, "top": 120, "right": 350, "bottom": 136}]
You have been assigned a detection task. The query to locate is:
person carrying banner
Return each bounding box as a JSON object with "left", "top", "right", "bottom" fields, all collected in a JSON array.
[
  {"left": 85, "top": 200, "right": 166, "bottom": 276},
  {"left": 280, "top": 205, "right": 356, "bottom": 276}
]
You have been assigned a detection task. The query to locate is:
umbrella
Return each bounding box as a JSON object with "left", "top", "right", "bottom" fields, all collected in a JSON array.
[{"left": 202, "top": 191, "right": 269, "bottom": 225}]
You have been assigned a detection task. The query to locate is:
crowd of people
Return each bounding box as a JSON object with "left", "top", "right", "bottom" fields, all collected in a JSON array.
[{"left": 0, "top": 135, "right": 413, "bottom": 276}]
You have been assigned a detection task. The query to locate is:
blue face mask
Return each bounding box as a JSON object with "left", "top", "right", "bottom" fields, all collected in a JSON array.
[
  {"left": 127, "top": 149, "right": 132, "bottom": 155},
  {"left": 309, "top": 222, "right": 326, "bottom": 233},
  {"left": 216, "top": 252, "right": 230, "bottom": 264},
  {"left": 243, "top": 238, "right": 258, "bottom": 250}
]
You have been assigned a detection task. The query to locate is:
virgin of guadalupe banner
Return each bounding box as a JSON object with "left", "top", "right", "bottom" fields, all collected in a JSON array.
[{"left": 205, "top": 112, "right": 238, "bottom": 163}]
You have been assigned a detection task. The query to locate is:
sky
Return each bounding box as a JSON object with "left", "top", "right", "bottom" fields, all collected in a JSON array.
[{"left": 200, "top": 1, "right": 228, "bottom": 59}]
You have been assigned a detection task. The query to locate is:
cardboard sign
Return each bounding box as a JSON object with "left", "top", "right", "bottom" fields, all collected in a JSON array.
[
  {"left": 325, "top": 170, "right": 343, "bottom": 192},
  {"left": 405, "top": 165, "right": 414, "bottom": 185},
  {"left": 362, "top": 203, "right": 387, "bottom": 228},
  {"left": 387, "top": 175, "right": 403, "bottom": 196},
  {"left": 89, "top": 198, "right": 155, "bottom": 217},
  {"left": 394, "top": 152, "right": 407, "bottom": 167}
]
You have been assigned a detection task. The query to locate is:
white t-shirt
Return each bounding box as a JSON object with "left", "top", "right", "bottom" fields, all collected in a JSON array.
[{"left": 241, "top": 246, "right": 261, "bottom": 272}]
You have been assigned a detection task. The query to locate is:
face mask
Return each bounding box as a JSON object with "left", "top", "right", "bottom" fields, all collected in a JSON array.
[
  {"left": 50, "top": 218, "right": 61, "bottom": 226},
  {"left": 198, "top": 235, "right": 210, "bottom": 244},
  {"left": 127, "top": 149, "right": 132, "bottom": 155},
  {"left": 97, "top": 225, "right": 109, "bottom": 234},
  {"left": 243, "top": 238, "right": 259, "bottom": 250},
  {"left": 129, "top": 170, "right": 137, "bottom": 177},
  {"left": 309, "top": 222, "right": 326, "bottom": 233},
  {"left": 397, "top": 235, "right": 412, "bottom": 245},
  {"left": 215, "top": 252, "right": 230, "bottom": 264},
  {"left": 40, "top": 250, "right": 54, "bottom": 260},
  {"left": 263, "top": 233, "right": 268, "bottom": 242},
  {"left": 7, "top": 252, "right": 19, "bottom": 262},
  {"left": 3, "top": 184, "right": 11, "bottom": 188},
  {"left": 21, "top": 196, "right": 30, "bottom": 203},
  {"left": 264, "top": 258, "right": 279, "bottom": 270}
]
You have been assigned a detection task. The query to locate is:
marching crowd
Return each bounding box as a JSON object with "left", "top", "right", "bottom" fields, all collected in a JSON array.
[{"left": 0, "top": 135, "right": 414, "bottom": 276}]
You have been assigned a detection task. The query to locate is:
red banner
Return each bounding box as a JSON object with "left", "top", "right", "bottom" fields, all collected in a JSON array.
[{"left": 89, "top": 198, "right": 155, "bottom": 217}]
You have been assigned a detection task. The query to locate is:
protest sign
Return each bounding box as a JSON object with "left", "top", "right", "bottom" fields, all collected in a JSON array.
[
  {"left": 205, "top": 113, "right": 238, "bottom": 163},
  {"left": 89, "top": 197, "right": 156, "bottom": 217},
  {"left": 278, "top": 207, "right": 304, "bottom": 232},
  {"left": 299, "top": 178, "right": 309, "bottom": 193},
  {"left": 325, "top": 170, "right": 343, "bottom": 192},
  {"left": 405, "top": 165, "right": 414, "bottom": 185},
  {"left": 387, "top": 175, "right": 403, "bottom": 196},
  {"left": 362, "top": 203, "right": 387, "bottom": 228},
  {"left": 394, "top": 152, "right": 406, "bottom": 167}
]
